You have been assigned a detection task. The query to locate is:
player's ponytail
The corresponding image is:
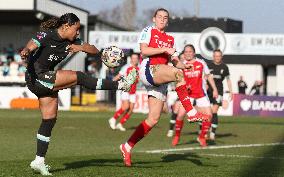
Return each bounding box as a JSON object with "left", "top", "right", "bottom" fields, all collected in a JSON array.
[
  {"left": 40, "top": 17, "right": 60, "bottom": 31},
  {"left": 40, "top": 13, "right": 79, "bottom": 31}
]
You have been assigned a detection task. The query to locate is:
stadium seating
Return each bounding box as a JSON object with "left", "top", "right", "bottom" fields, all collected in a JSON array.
[{"left": 0, "top": 50, "right": 26, "bottom": 83}]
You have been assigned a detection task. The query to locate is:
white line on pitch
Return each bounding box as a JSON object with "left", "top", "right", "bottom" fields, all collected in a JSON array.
[
  {"left": 140, "top": 142, "right": 284, "bottom": 154},
  {"left": 199, "top": 153, "right": 284, "bottom": 160}
]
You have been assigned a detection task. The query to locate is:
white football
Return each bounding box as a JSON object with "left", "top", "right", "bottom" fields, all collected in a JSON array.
[{"left": 101, "top": 46, "right": 125, "bottom": 68}]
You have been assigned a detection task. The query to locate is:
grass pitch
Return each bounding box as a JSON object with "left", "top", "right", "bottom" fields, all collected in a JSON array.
[{"left": 0, "top": 109, "right": 283, "bottom": 177}]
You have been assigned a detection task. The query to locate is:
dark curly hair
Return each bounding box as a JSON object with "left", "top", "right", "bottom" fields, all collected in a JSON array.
[{"left": 40, "top": 13, "right": 80, "bottom": 31}]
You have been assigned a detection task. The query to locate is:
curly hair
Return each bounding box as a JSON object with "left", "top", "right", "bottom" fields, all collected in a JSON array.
[{"left": 40, "top": 13, "right": 80, "bottom": 31}]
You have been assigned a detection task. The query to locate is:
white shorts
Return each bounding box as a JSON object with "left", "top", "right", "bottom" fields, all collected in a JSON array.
[
  {"left": 190, "top": 96, "right": 211, "bottom": 108},
  {"left": 121, "top": 91, "right": 136, "bottom": 104},
  {"left": 139, "top": 59, "right": 167, "bottom": 101},
  {"left": 167, "top": 91, "right": 178, "bottom": 107}
]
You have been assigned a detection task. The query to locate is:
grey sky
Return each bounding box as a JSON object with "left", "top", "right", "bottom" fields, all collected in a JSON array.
[{"left": 65, "top": 0, "right": 284, "bottom": 33}]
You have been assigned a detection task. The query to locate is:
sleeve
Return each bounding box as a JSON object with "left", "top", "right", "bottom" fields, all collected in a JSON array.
[
  {"left": 206, "top": 62, "right": 213, "bottom": 74},
  {"left": 138, "top": 26, "right": 152, "bottom": 45},
  {"left": 172, "top": 37, "right": 176, "bottom": 49},
  {"left": 32, "top": 31, "right": 50, "bottom": 47},
  {"left": 224, "top": 65, "right": 230, "bottom": 77},
  {"left": 73, "top": 38, "right": 84, "bottom": 45},
  {"left": 201, "top": 60, "right": 210, "bottom": 75}
]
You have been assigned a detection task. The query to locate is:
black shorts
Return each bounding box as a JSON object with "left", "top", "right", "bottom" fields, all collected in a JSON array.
[
  {"left": 25, "top": 71, "right": 58, "bottom": 98},
  {"left": 207, "top": 91, "right": 223, "bottom": 106}
]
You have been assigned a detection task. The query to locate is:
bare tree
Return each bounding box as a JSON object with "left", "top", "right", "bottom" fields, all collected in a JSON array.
[
  {"left": 121, "top": 0, "right": 136, "bottom": 29},
  {"left": 98, "top": 4, "right": 192, "bottom": 31},
  {"left": 98, "top": 4, "right": 122, "bottom": 24},
  {"left": 97, "top": 0, "right": 136, "bottom": 30},
  {"left": 135, "top": 8, "right": 192, "bottom": 30}
]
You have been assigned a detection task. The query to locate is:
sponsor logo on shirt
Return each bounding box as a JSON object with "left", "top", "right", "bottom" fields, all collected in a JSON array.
[
  {"left": 213, "top": 75, "right": 222, "bottom": 79},
  {"left": 48, "top": 54, "right": 62, "bottom": 61},
  {"left": 154, "top": 39, "right": 172, "bottom": 48},
  {"left": 45, "top": 75, "right": 52, "bottom": 79},
  {"left": 184, "top": 70, "right": 201, "bottom": 78}
]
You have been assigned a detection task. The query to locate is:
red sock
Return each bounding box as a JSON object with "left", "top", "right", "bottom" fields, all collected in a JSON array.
[
  {"left": 113, "top": 108, "right": 124, "bottom": 120},
  {"left": 200, "top": 121, "right": 211, "bottom": 138},
  {"left": 175, "top": 85, "right": 194, "bottom": 115},
  {"left": 120, "top": 113, "right": 131, "bottom": 125},
  {"left": 175, "top": 120, "right": 184, "bottom": 137},
  {"left": 127, "top": 120, "right": 152, "bottom": 147}
]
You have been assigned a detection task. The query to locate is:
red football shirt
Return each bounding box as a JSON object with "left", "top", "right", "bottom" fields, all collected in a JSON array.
[
  {"left": 138, "top": 26, "right": 175, "bottom": 65},
  {"left": 183, "top": 58, "right": 210, "bottom": 98},
  {"left": 119, "top": 65, "right": 139, "bottom": 94}
]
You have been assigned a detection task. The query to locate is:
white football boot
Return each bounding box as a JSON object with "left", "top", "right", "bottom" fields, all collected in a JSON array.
[
  {"left": 108, "top": 117, "right": 116, "bottom": 130},
  {"left": 167, "top": 130, "right": 174, "bottom": 137},
  {"left": 116, "top": 123, "right": 126, "bottom": 131},
  {"left": 118, "top": 68, "right": 137, "bottom": 91},
  {"left": 30, "top": 159, "right": 52, "bottom": 176}
]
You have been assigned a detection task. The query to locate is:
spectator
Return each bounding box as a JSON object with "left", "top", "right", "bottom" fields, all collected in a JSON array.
[
  {"left": 249, "top": 81, "right": 263, "bottom": 95},
  {"left": 87, "top": 60, "right": 100, "bottom": 78},
  {"left": 0, "top": 46, "right": 26, "bottom": 77},
  {"left": 6, "top": 44, "right": 15, "bottom": 62},
  {"left": 18, "top": 64, "right": 27, "bottom": 77},
  {"left": 2, "top": 63, "right": 10, "bottom": 76},
  {"left": 237, "top": 76, "right": 247, "bottom": 94}
]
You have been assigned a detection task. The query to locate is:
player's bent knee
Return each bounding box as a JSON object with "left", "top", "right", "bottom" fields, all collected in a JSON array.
[
  {"left": 122, "top": 105, "right": 129, "bottom": 111},
  {"left": 208, "top": 113, "right": 213, "bottom": 121},
  {"left": 127, "top": 110, "right": 133, "bottom": 115},
  {"left": 146, "top": 116, "right": 160, "bottom": 126}
]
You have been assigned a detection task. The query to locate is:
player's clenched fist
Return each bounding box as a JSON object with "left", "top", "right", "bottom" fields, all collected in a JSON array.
[{"left": 20, "top": 48, "right": 31, "bottom": 60}]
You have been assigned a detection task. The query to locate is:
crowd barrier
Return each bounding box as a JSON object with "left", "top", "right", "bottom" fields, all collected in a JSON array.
[
  {"left": 116, "top": 91, "right": 284, "bottom": 118},
  {"left": 0, "top": 86, "right": 71, "bottom": 110},
  {"left": 233, "top": 94, "right": 284, "bottom": 117}
]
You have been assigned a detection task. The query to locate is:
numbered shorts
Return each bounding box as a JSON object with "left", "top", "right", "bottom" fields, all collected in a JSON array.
[
  {"left": 25, "top": 71, "right": 58, "bottom": 98},
  {"left": 139, "top": 59, "right": 167, "bottom": 101},
  {"left": 121, "top": 91, "right": 136, "bottom": 104}
]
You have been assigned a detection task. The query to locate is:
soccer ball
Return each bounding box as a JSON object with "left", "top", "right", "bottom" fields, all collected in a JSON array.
[{"left": 101, "top": 46, "right": 125, "bottom": 68}]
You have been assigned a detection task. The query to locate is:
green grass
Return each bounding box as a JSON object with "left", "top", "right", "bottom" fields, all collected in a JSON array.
[{"left": 0, "top": 109, "right": 284, "bottom": 177}]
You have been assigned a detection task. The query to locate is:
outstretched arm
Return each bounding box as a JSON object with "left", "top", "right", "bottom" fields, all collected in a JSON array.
[
  {"left": 140, "top": 43, "right": 176, "bottom": 57},
  {"left": 68, "top": 43, "right": 99, "bottom": 55},
  {"left": 20, "top": 40, "right": 38, "bottom": 61}
]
